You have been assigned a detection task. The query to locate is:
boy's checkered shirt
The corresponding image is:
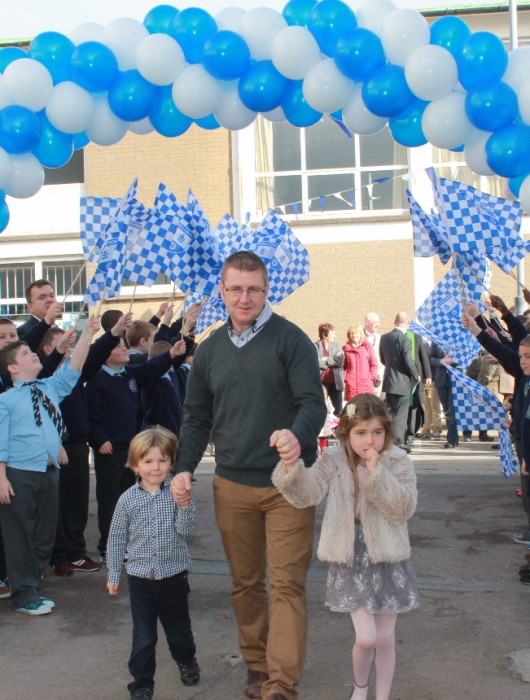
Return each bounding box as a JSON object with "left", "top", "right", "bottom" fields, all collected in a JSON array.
[{"left": 107, "top": 477, "right": 196, "bottom": 585}]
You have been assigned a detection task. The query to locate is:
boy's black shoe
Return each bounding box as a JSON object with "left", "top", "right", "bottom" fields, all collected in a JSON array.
[
  {"left": 519, "top": 570, "right": 530, "bottom": 585},
  {"left": 130, "top": 688, "right": 153, "bottom": 699},
  {"left": 178, "top": 657, "right": 200, "bottom": 686}
]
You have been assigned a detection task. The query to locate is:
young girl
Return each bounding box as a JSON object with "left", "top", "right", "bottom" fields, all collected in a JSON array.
[
  {"left": 106, "top": 427, "right": 199, "bottom": 700},
  {"left": 272, "top": 393, "right": 419, "bottom": 700}
]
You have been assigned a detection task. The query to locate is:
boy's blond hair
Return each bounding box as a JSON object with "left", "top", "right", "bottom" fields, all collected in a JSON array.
[
  {"left": 126, "top": 426, "right": 179, "bottom": 472},
  {"left": 126, "top": 320, "right": 156, "bottom": 348}
]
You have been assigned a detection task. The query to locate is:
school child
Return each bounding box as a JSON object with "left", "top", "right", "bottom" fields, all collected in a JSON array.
[
  {"left": 107, "top": 426, "right": 199, "bottom": 700},
  {"left": 86, "top": 336, "right": 186, "bottom": 562},
  {"left": 0, "top": 316, "right": 100, "bottom": 615},
  {"left": 126, "top": 321, "right": 157, "bottom": 364},
  {"left": 272, "top": 393, "right": 419, "bottom": 700},
  {"left": 143, "top": 341, "right": 183, "bottom": 436}
]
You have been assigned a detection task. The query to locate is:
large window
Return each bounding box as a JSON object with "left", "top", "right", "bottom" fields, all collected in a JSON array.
[
  {"left": 0, "top": 263, "right": 35, "bottom": 316},
  {"left": 254, "top": 117, "right": 409, "bottom": 217}
]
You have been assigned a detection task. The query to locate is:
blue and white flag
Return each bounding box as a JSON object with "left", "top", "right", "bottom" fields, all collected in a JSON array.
[
  {"left": 122, "top": 209, "right": 178, "bottom": 287},
  {"left": 416, "top": 270, "right": 481, "bottom": 369},
  {"left": 407, "top": 189, "right": 451, "bottom": 264},
  {"left": 446, "top": 365, "right": 518, "bottom": 477},
  {"left": 84, "top": 209, "right": 129, "bottom": 305},
  {"left": 454, "top": 249, "right": 491, "bottom": 305},
  {"left": 80, "top": 196, "right": 120, "bottom": 259}
]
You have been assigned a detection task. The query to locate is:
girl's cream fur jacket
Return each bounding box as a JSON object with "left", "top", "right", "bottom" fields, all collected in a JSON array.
[{"left": 272, "top": 445, "right": 417, "bottom": 566}]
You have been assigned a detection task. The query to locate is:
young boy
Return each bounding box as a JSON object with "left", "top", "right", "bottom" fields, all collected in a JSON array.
[
  {"left": 126, "top": 321, "right": 157, "bottom": 364},
  {"left": 143, "top": 341, "right": 183, "bottom": 436},
  {"left": 86, "top": 336, "right": 186, "bottom": 561},
  {"left": 107, "top": 426, "right": 199, "bottom": 700},
  {"left": 0, "top": 315, "right": 100, "bottom": 615}
]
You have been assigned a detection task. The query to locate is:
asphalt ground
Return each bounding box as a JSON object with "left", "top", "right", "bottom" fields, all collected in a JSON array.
[{"left": 1, "top": 438, "right": 529, "bottom": 700}]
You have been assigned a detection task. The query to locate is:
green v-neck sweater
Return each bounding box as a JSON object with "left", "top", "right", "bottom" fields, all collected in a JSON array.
[{"left": 176, "top": 313, "right": 327, "bottom": 487}]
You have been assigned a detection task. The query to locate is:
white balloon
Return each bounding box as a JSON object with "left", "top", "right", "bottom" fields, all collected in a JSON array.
[
  {"left": 303, "top": 58, "right": 354, "bottom": 114},
  {"left": 0, "top": 147, "right": 12, "bottom": 191},
  {"left": 3, "top": 153, "right": 44, "bottom": 199},
  {"left": 214, "top": 81, "right": 256, "bottom": 130},
  {"left": 464, "top": 129, "right": 495, "bottom": 176},
  {"left": 504, "top": 46, "right": 530, "bottom": 92},
  {"left": 105, "top": 17, "right": 149, "bottom": 71},
  {"left": 356, "top": 0, "right": 397, "bottom": 37},
  {"left": 518, "top": 77, "right": 530, "bottom": 125},
  {"left": 128, "top": 117, "right": 154, "bottom": 135},
  {"left": 215, "top": 7, "right": 246, "bottom": 32},
  {"left": 263, "top": 106, "right": 286, "bottom": 123},
  {"left": 405, "top": 45, "right": 458, "bottom": 102},
  {"left": 519, "top": 174, "right": 530, "bottom": 214},
  {"left": 271, "top": 26, "right": 321, "bottom": 81},
  {"left": 380, "top": 9, "right": 430, "bottom": 67},
  {"left": 2, "top": 58, "right": 53, "bottom": 111},
  {"left": 85, "top": 94, "right": 128, "bottom": 146},
  {"left": 342, "top": 84, "right": 387, "bottom": 135},
  {"left": 69, "top": 22, "right": 106, "bottom": 45},
  {"left": 136, "top": 34, "right": 185, "bottom": 86},
  {"left": 172, "top": 65, "right": 223, "bottom": 120},
  {"left": 46, "top": 82, "right": 95, "bottom": 134},
  {"left": 422, "top": 91, "right": 473, "bottom": 150},
  {"left": 239, "top": 7, "right": 287, "bottom": 61}
]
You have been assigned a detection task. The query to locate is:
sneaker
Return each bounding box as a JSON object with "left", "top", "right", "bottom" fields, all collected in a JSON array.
[
  {"left": 514, "top": 529, "right": 530, "bottom": 544},
  {"left": 0, "top": 578, "right": 11, "bottom": 599},
  {"left": 99, "top": 553, "right": 107, "bottom": 566},
  {"left": 177, "top": 657, "right": 200, "bottom": 686},
  {"left": 433, "top": 433, "right": 442, "bottom": 440},
  {"left": 130, "top": 688, "right": 153, "bottom": 700},
  {"left": 462, "top": 436, "right": 472, "bottom": 442},
  {"left": 70, "top": 557, "right": 101, "bottom": 572},
  {"left": 415, "top": 433, "right": 431, "bottom": 440},
  {"left": 40, "top": 596, "right": 55, "bottom": 608},
  {"left": 15, "top": 600, "right": 52, "bottom": 615},
  {"left": 53, "top": 561, "right": 75, "bottom": 577},
  {"left": 444, "top": 442, "right": 458, "bottom": 449}
]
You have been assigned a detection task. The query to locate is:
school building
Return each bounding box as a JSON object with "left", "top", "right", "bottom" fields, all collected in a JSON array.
[{"left": 1, "top": 5, "right": 530, "bottom": 341}]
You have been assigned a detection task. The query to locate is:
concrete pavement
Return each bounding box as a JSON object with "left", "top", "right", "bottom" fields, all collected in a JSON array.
[{"left": 1, "top": 438, "right": 529, "bottom": 699}]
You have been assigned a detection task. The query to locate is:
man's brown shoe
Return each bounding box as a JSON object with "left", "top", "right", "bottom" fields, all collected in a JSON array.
[{"left": 244, "top": 670, "right": 268, "bottom": 699}]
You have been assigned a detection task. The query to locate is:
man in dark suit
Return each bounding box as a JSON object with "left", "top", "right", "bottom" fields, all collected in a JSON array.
[
  {"left": 380, "top": 312, "right": 419, "bottom": 452},
  {"left": 17, "top": 279, "right": 63, "bottom": 340},
  {"left": 406, "top": 331, "right": 432, "bottom": 442}
]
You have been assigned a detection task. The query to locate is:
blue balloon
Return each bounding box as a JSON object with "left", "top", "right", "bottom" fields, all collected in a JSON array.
[
  {"left": 430, "top": 16, "right": 471, "bottom": 57},
  {"left": 73, "top": 132, "right": 90, "bottom": 150},
  {"left": 307, "top": 0, "right": 357, "bottom": 57},
  {"left": 389, "top": 97, "right": 428, "bottom": 148},
  {"left": 238, "top": 61, "right": 290, "bottom": 113},
  {"left": 330, "top": 109, "right": 342, "bottom": 120},
  {"left": 0, "top": 195, "right": 9, "bottom": 234},
  {"left": 202, "top": 30, "right": 250, "bottom": 80},
  {"left": 282, "top": 0, "right": 318, "bottom": 27},
  {"left": 144, "top": 4, "right": 180, "bottom": 35},
  {"left": 71, "top": 42, "right": 119, "bottom": 93},
  {"left": 108, "top": 70, "right": 157, "bottom": 122},
  {"left": 149, "top": 86, "right": 192, "bottom": 137},
  {"left": 456, "top": 32, "right": 508, "bottom": 90},
  {"left": 29, "top": 31, "right": 75, "bottom": 84},
  {"left": 32, "top": 115, "right": 74, "bottom": 168},
  {"left": 486, "top": 124, "right": 530, "bottom": 178},
  {"left": 508, "top": 174, "right": 529, "bottom": 197},
  {"left": 465, "top": 81, "right": 518, "bottom": 132},
  {"left": 0, "top": 47, "right": 27, "bottom": 73},
  {"left": 170, "top": 8, "right": 217, "bottom": 64},
  {"left": 282, "top": 81, "right": 322, "bottom": 127},
  {"left": 362, "top": 64, "right": 413, "bottom": 118},
  {"left": 334, "top": 27, "right": 385, "bottom": 81},
  {"left": 194, "top": 114, "right": 221, "bottom": 130},
  {"left": 0, "top": 105, "right": 42, "bottom": 154}
]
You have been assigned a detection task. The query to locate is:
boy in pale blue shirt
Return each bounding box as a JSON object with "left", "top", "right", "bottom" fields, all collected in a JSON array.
[{"left": 0, "top": 316, "right": 100, "bottom": 615}]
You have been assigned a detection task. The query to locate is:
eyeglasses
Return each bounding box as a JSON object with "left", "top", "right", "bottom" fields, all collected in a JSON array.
[{"left": 223, "top": 286, "right": 266, "bottom": 299}]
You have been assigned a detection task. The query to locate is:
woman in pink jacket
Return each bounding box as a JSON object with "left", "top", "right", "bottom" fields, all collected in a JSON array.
[{"left": 343, "top": 324, "right": 379, "bottom": 400}]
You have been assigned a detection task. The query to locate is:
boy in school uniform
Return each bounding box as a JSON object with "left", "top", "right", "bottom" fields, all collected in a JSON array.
[
  {"left": 0, "top": 315, "right": 100, "bottom": 615},
  {"left": 107, "top": 426, "right": 199, "bottom": 700},
  {"left": 86, "top": 335, "right": 186, "bottom": 562},
  {"left": 143, "top": 341, "right": 183, "bottom": 437}
]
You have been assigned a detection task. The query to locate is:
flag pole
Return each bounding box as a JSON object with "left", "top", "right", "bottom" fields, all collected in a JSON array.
[
  {"left": 95, "top": 288, "right": 108, "bottom": 317},
  {"left": 127, "top": 284, "right": 137, "bottom": 314},
  {"left": 62, "top": 240, "right": 101, "bottom": 305}
]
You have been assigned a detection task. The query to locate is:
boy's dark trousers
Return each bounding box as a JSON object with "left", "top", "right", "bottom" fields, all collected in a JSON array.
[
  {"left": 51, "top": 442, "right": 90, "bottom": 564},
  {"left": 94, "top": 450, "right": 134, "bottom": 555},
  {"left": 127, "top": 571, "right": 196, "bottom": 693},
  {"left": 0, "top": 466, "right": 59, "bottom": 607}
]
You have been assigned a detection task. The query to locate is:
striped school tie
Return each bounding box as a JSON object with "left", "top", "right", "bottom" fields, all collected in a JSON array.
[{"left": 24, "top": 382, "right": 67, "bottom": 439}]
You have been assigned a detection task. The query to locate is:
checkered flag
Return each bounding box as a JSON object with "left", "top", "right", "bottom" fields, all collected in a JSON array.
[
  {"left": 455, "top": 249, "right": 491, "bottom": 305},
  {"left": 215, "top": 213, "right": 254, "bottom": 257},
  {"left": 407, "top": 189, "right": 451, "bottom": 264},
  {"left": 416, "top": 270, "right": 481, "bottom": 369},
  {"left": 80, "top": 196, "right": 120, "bottom": 258},
  {"left": 186, "top": 292, "right": 227, "bottom": 335},
  {"left": 446, "top": 365, "right": 518, "bottom": 477},
  {"left": 122, "top": 210, "right": 179, "bottom": 287},
  {"left": 84, "top": 208, "right": 129, "bottom": 305}
]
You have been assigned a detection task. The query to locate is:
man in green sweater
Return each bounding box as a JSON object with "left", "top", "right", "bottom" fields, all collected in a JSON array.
[{"left": 171, "top": 251, "right": 326, "bottom": 700}]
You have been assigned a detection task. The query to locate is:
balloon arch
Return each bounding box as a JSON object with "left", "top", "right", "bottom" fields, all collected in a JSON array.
[{"left": 1, "top": 0, "right": 530, "bottom": 232}]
